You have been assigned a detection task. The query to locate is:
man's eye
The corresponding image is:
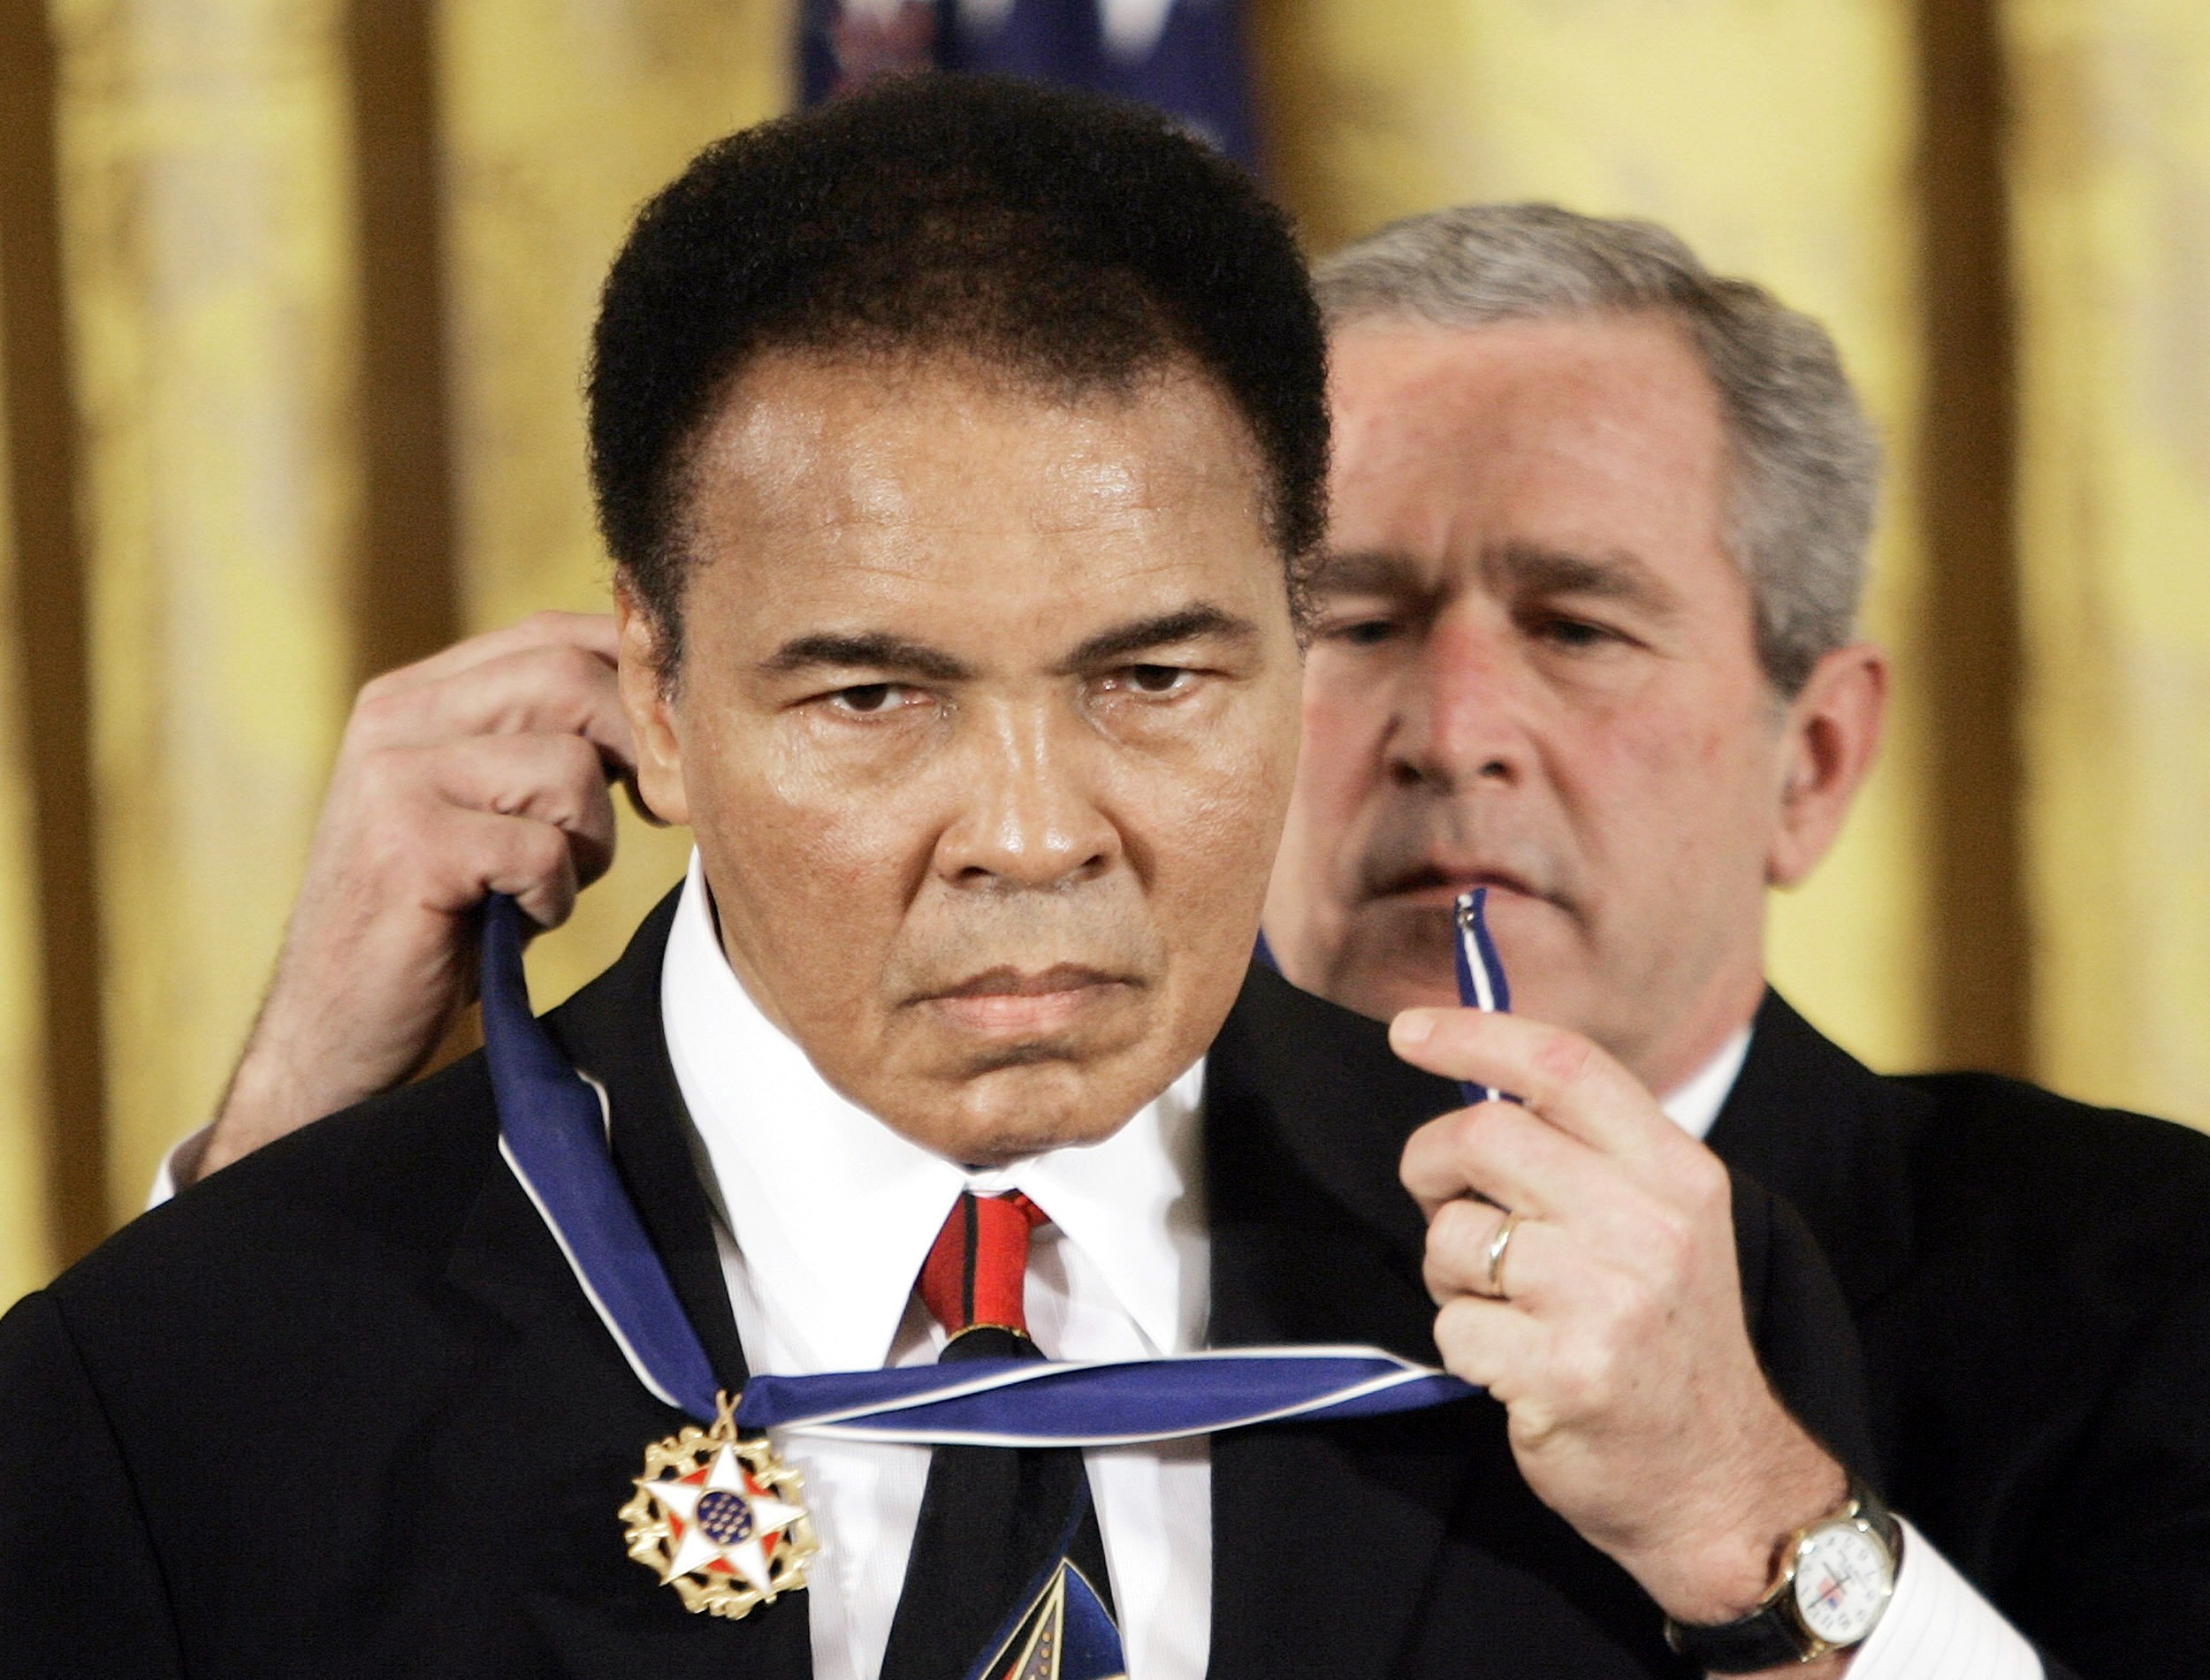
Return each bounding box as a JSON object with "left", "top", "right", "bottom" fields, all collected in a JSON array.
[
  {"left": 1534, "top": 616, "right": 1614, "bottom": 651},
  {"left": 1100, "top": 664, "right": 1193, "bottom": 697},
  {"left": 827, "top": 683, "right": 909, "bottom": 714},
  {"left": 1335, "top": 618, "right": 1399, "bottom": 647},
  {"left": 1126, "top": 664, "right": 1187, "bottom": 693}
]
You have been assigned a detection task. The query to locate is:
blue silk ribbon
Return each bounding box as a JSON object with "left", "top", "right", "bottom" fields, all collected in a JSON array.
[
  {"left": 480, "top": 893, "right": 1482, "bottom": 1441},
  {"left": 1453, "top": 886, "right": 1516, "bottom": 1106}
]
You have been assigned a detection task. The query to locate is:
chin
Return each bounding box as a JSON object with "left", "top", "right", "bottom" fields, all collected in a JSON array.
[{"left": 914, "top": 1054, "right": 1161, "bottom": 1166}]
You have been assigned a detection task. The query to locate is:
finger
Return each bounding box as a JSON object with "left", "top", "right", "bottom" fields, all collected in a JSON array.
[
  {"left": 1403, "top": 1099, "right": 1660, "bottom": 1250},
  {"left": 410, "top": 734, "right": 621, "bottom": 886},
  {"left": 1429, "top": 1292, "right": 1546, "bottom": 1398},
  {"left": 348, "top": 642, "right": 636, "bottom": 771},
  {"left": 367, "top": 611, "right": 619, "bottom": 695},
  {"left": 1391, "top": 1008, "right": 1678, "bottom": 1160},
  {"left": 1400, "top": 1102, "right": 1514, "bottom": 1218},
  {"left": 438, "top": 806, "right": 585, "bottom": 930},
  {"left": 1421, "top": 1199, "right": 1575, "bottom": 1311}
]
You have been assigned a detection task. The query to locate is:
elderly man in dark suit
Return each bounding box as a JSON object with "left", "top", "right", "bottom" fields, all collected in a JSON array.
[{"left": 2, "top": 77, "right": 1889, "bottom": 1680}]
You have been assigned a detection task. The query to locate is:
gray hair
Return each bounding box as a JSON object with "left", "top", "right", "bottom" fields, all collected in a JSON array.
[{"left": 1315, "top": 203, "right": 1878, "bottom": 696}]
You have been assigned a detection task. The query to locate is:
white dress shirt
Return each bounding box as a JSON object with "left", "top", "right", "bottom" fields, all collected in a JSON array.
[{"left": 659, "top": 854, "right": 1209, "bottom": 1680}]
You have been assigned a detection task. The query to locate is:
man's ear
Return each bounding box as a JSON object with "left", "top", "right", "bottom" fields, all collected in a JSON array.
[
  {"left": 614, "top": 579, "right": 690, "bottom": 827},
  {"left": 1767, "top": 642, "right": 1887, "bottom": 889}
]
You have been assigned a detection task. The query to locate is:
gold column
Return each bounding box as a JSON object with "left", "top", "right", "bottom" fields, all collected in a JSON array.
[
  {"left": 51, "top": 0, "right": 367, "bottom": 1217},
  {"left": 1255, "top": 0, "right": 1939, "bottom": 1070},
  {"left": 0, "top": 314, "right": 57, "bottom": 1305},
  {"left": 2007, "top": 0, "right": 2210, "bottom": 1123},
  {"left": 435, "top": 0, "right": 789, "bottom": 1007}
]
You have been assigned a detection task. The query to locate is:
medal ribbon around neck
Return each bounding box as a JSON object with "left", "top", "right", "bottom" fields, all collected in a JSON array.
[{"left": 482, "top": 890, "right": 1504, "bottom": 1449}]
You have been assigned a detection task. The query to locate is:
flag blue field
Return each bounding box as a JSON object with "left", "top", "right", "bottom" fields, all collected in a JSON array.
[{"left": 799, "top": 0, "right": 1257, "bottom": 169}]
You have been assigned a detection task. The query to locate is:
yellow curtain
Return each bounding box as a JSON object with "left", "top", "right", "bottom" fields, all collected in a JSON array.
[
  {"left": 0, "top": 302, "right": 57, "bottom": 1299},
  {"left": 5, "top": 0, "right": 2208, "bottom": 1311},
  {"left": 43, "top": 0, "right": 370, "bottom": 1233},
  {"left": 2007, "top": 0, "right": 2210, "bottom": 1119}
]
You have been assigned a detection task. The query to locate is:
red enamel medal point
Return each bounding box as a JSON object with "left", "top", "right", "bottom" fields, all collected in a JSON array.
[{"left": 620, "top": 1390, "right": 819, "bottom": 1618}]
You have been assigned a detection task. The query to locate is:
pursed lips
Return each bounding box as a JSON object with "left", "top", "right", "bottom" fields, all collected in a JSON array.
[
  {"left": 918, "top": 963, "right": 1136, "bottom": 1037},
  {"left": 1366, "top": 863, "right": 1547, "bottom": 908}
]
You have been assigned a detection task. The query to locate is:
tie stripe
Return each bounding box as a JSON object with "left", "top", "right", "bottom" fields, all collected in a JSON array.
[{"left": 921, "top": 1190, "right": 1048, "bottom": 1341}]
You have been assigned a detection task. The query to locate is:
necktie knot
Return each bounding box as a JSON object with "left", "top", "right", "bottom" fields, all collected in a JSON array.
[{"left": 919, "top": 1190, "right": 1047, "bottom": 1342}]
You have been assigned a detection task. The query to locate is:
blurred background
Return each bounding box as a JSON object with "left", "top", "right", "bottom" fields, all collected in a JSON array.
[{"left": 4, "top": 0, "right": 2208, "bottom": 1311}]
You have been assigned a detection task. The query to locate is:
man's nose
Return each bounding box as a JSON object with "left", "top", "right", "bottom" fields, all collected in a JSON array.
[
  {"left": 934, "top": 710, "right": 1119, "bottom": 889},
  {"left": 1386, "top": 611, "right": 1528, "bottom": 792}
]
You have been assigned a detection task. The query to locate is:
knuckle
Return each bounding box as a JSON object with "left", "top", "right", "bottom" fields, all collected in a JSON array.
[
  {"left": 516, "top": 821, "right": 572, "bottom": 878},
  {"left": 551, "top": 730, "right": 608, "bottom": 783},
  {"left": 347, "top": 678, "right": 412, "bottom": 741},
  {"left": 1529, "top": 1027, "right": 1596, "bottom": 1091},
  {"left": 1680, "top": 1148, "right": 1731, "bottom": 1214},
  {"left": 1429, "top": 1197, "right": 1484, "bottom": 1263}
]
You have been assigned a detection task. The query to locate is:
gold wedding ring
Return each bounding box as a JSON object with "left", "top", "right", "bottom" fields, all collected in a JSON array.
[{"left": 1482, "top": 1212, "right": 1521, "bottom": 1300}]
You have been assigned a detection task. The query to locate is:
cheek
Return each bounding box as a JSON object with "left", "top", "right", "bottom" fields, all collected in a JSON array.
[
  {"left": 1571, "top": 690, "right": 1773, "bottom": 872},
  {"left": 682, "top": 717, "right": 928, "bottom": 951},
  {"left": 1292, "top": 658, "right": 1390, "bottom": 823}
]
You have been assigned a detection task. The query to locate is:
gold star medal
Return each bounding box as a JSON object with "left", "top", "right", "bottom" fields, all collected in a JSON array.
[{"left": 619, "top": 1391, "right": 819, "bottom": 1618}]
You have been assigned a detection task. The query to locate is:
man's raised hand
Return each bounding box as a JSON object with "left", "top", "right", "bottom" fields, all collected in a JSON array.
[
  {"left": 195, "top": 612, "right": 634, "bottom": 1182},
  {"left": 1391, "top": 1007, "right": 1853, "bottom": 1661}
]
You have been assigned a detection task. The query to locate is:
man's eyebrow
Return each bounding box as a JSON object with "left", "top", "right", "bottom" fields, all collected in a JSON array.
[
  {"left": 1484, "top": 540, "right": 1680, "bottom": 618},
  {"left": 1307, "top": 550, "right": 1429, "bottom": 598},
  {"left": 758, "top": 632, "right": 973, "bottom": 681},
  {"left": 1059, "top": 604, "right": 1258, "bottom": 670}
]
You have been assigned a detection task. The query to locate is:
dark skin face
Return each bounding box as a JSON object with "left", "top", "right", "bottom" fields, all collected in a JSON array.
[{"left": 621, "top": 351, "right": 1303, "bottom": 1165}]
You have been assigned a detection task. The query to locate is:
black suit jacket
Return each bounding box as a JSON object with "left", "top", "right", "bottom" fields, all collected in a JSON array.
[
  {"left": 1706, "top": 992, "right": 2210, "bottom": 1677},
  {"left": 0, "top": 897, "right": 1870, "bottom": 1678}
]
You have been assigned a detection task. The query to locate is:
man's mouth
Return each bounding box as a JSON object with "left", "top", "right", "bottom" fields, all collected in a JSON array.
[
  {"left": 1367, "top": 863, "right": 1543, "bottom": 908},
  {"left": 918, "top": 964, "right": 1135, "bottom": 1038}
]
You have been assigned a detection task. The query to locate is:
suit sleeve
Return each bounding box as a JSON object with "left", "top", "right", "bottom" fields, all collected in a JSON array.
[
  {"left": 2017, "top": 1250, "right": 2210, "bottom": 1676},
  {"left": 0, "top": 1289, "right": 187, "bottom": 1678},
  {"left": 1730, "top": 1172, "right": 1879, "bottom": 1480}
]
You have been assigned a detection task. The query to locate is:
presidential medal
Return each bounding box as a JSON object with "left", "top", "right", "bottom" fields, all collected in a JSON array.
[{"left": 620, "top": 1392, "right": 819, "bottom": 1618}]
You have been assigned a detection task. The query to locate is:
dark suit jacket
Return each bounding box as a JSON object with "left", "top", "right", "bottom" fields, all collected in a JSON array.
[
  {"left": 0, "top": 897, "right": 1871, "bottom": 1678},
  {"left": 1706, "top": 993, "right": 2210, "bottom": 1677}
]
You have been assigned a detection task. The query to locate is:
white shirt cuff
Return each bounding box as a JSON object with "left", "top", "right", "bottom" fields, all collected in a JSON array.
[
  {"left": 1845, "top": 1516, "right": 2040, "bottom": 1679},
  {"left": 146, "top": 1125, "right": 212, "bottom": 1210}
]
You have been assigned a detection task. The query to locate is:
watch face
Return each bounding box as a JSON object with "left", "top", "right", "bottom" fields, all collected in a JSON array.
[{"left": 1792, "top": 1523, "right": 1894, "bottom": 1646}]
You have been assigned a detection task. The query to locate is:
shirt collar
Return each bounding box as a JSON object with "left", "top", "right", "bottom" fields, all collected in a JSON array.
[
  {"left": 659, "top": 851, "right": 1204, "bottom": 1372},
  {"left": 1661, "top": 1025, "right": 1753, "bottom": 1141}
]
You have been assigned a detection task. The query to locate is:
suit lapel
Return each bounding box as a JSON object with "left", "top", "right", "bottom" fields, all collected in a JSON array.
[
  {"left": 1707, "top": 992, "right": 1918, "bottom": 1316},
  {"left": 545, "top": 886, "right": 752, "bottom": 1391},
  {"left": 439, "top": 886, "right": 812, "bottom": 1676},
  {"left": 1202, "top": 965, "right": 1486, "bottom": 1678}
]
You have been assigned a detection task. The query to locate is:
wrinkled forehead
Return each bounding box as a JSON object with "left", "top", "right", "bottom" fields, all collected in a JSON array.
[
  {"left": 681, "top": 347, "right": 1279, "bottom": 563},
  {"left": 660, "top": 348, "right": 1292, "bottom": 651}
]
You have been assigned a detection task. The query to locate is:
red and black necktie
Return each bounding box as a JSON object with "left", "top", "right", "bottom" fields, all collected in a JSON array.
[{"left": 877, "top": 1191, "right": 1124, "bottom": 1680}]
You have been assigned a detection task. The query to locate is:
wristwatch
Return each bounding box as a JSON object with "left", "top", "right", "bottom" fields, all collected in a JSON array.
[{"left": 1663, "top": 1475, "right": 1900, "bottom": 1672}]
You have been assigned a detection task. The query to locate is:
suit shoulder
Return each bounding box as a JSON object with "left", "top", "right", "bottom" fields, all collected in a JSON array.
[
  {"left": 48, "top": 1051, "right": 502, "bottom": 1326},
  {"left": 1887, "top": 1068, "right": 2210, "bottom": 1284},
  {"left": 1894, "top": 1068, "right": 2210, "bottom": 1193}
]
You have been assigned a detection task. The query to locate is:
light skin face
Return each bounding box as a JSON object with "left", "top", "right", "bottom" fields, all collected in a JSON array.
[
  {"left": 620, "top": 350, "right": 1303, "bottom": 1167},
  {"left": 1265, "top": 315, "right": 1886, "bottom": 1094}
]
